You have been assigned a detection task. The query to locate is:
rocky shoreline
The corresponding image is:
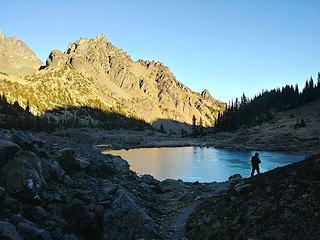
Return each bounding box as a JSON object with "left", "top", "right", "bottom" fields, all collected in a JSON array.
[
  {"left": 0, "top": 129, "right": 230, "bottom": 240},
  {"left": 80, "top": 128, "right": 316, "bottom": 156},
  {"left": 186, "top": 153, "right": 320, "bottom": 240}
]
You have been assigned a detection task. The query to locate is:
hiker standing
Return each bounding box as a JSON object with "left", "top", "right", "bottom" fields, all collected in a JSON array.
[{"left": 250, "top": 152, "right": 261, "bottom": 177}]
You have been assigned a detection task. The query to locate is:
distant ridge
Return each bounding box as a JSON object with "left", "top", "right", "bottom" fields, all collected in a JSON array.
[{"left": 0, "top": 33, "right": 225, "bottom": 131}]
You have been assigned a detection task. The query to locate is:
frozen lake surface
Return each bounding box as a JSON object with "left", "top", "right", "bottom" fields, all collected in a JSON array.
[{"left": 105, "top": 147, "right": 306, "bottom": 182}]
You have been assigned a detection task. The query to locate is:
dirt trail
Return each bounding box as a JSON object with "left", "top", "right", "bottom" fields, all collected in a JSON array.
[
  {"left": 169, "top": 203, "right": 198, "bottom": 240},
  {"left": 160, "top": 182, "right": 230, "bottom": 240}
]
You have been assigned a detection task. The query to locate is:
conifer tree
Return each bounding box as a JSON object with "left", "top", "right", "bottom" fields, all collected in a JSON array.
[
  {"left": 192, "top": 115, "right": 197, "bottom": 128},
  {"left": 213, "top": 74, "right": 320, "bottom": 131}
]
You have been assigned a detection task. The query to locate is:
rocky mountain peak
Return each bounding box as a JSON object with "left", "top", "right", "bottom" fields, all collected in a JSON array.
[
  {"left": 45, "top": 49, "right": 68, "bottom": 69},
  {"left": 44, "top": 34, "right": 132, "bottom": 76},
  {"left": 0, "top": 31, "right": 42, "bottom": 75},
  {"left": 0, "top": 33, "right": 225, "bottom": 130},
  {"left": 66, "top": 34, "right": 110, "bottom": 54},
  {"left": 201, "top": 89, "right": 212, "bottom": 99},
  {"left": 137, "top": 59, "right": 163, "bottom": 69}
]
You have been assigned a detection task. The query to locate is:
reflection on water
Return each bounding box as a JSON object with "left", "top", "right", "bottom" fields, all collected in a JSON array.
[{"left": 105, "top": 147, "right": 305, "bottom": 182}]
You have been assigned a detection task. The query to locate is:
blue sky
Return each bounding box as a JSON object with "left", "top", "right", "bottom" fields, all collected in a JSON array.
[{"left": 1, "top": 0, "right": 320, "bottom": 102}]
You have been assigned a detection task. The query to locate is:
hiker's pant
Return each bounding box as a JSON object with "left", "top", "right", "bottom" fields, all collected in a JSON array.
[{"left": 251, "top": 165, "right": 260, "bottom": 177}]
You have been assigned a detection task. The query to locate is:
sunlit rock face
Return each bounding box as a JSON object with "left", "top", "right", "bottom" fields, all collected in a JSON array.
[
  {"left": 0, "top": 32, "right": 42, "bottom": 75},
  {"left": 0, "top": 33, "right": 225, "bottom": 130}
]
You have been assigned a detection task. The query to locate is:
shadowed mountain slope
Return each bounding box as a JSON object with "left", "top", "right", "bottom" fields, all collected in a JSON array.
[{"left": 0, "top": 94, "right": 152, "bottom": 131}]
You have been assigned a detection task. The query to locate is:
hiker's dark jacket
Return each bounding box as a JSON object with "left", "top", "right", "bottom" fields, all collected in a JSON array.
[{"left": 251, "top": 156, "right": 261, "bottom": 167}]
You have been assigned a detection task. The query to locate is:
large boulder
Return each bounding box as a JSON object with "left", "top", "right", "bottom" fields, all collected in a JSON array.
[
  {"left": 102, "top": 188, "right": 161, "bottom": 240},
  {"left": 140, "top": 174, "right": 162, "bottom": 194},
  {"left": 74, "top": 156, "right": 90, "bottom": 169},
  {"left": 234, "top": 183, "right": 252, "bottom": 193},
  {"left": 0, "top": 186, "right": 7, "bottom": 201},
  {"left": 0, "top": 220, "right": 23, "bottom": 240},
  {"left": 41, "top": 158, "right": 65, "bottom": 182},
  {"left": 49, "top": 160, "right": 65, "bottom": 181},
  {"left": 93, "top": 180, "right": 117, "bottom": 203},
  {"left": 228, "top": 173, "right": 243, "bottom": 185},
  {"left": 57, "top": 148, "right": 90, "bottom": 173},
  {"left": 1, "top": 151, "right": 46, "bottom": 201},
  {"left": 86, "top": 157, "right": 116, "bottom": 178},
  {"left": 111, "top": 156, "right": 130, "bottom": 173},
  {"left": 1, "top": 195, "right": 22, "bottom": 213},
  {"left": 0, "top": 140, "right": 21, "bottom": 167},
  {"left": 12, "top": 132, "right": 39, "bottom": 149},
  {"left": 62, "top": 202, "right": 100, "bottom": 240},
  {"left": 57, "top": 148, "right": 77, "bottom": 173},
  {"left": 17, "top": 219, "right": 52, "bottom": 240}
]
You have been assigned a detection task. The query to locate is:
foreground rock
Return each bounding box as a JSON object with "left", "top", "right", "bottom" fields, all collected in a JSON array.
[
  {"left": 2, "top": 150, "right": 46, "bottom": 202},
  {"left": 186, "top": 153, "right": 320, "bottom": 240},
  {"left": 102, "top": 188, "right": 161, "bottom": 240},
  {"left": 0, "top": 130, "right": 163, "bottom": 239},
  {"left": 0, "top": 140, "right": 20, "bottom": 167},
  {"left": 0, "top": 129, "right": 228, "bottom": 240},
  {"left": 0, "top": 220, "right": 23, "bottom": 240}
]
